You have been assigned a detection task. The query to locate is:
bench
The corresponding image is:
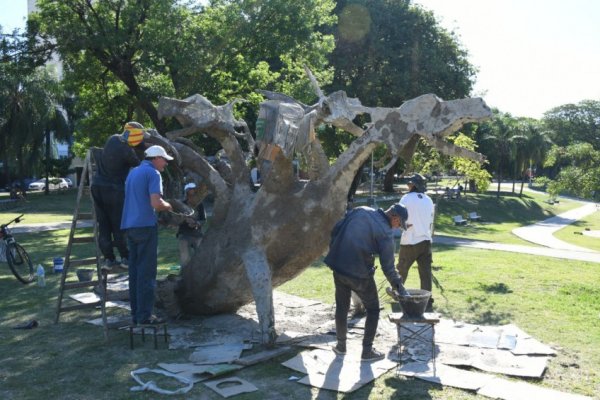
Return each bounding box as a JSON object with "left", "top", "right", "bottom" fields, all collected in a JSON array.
[
  {"left": 468, "top": 212, "right": 482, "bottom": 221},
  {"left": 443, "top": 188, "right": 462, "bottom": 200},
  {"left": 453, "top": 215, "right": 468, "bottom": 225}
]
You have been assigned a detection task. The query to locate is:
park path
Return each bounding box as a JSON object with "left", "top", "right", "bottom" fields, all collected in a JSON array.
[{"left": 512, "top": 202, "right": 599, "bottom": 252}]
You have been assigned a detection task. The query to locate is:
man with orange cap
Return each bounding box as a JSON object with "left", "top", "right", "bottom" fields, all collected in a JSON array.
[{"left": 91, "top": 121, "right": 146, "bottom": 270}]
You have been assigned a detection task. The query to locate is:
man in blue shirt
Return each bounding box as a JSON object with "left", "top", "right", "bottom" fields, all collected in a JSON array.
[
  {"left": 324, "top": 204, "right": 409, "bottom": 361},
  {"left": 122, "top": 145, "right": 173, "bottom": 325}
]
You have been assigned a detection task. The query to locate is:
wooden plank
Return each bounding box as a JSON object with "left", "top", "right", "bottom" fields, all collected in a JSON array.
[{"left": 68, "top": 257, "right": 98, "bottom": 267}]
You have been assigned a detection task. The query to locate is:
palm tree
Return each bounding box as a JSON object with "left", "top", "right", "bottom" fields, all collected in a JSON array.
[
  {"left": 517, "top": 119, "right": 553, "bottom": 196},
  {"left": 0, "top": 66, "right": 69, "bottom": 192},
  {"left": 481, "top": 113, "right": 520, "bottom": 199}
]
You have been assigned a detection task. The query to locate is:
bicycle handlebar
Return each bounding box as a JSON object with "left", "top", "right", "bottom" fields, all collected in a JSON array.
[{"left": 1, "top": 214, "right": 24, "bottom": 228}]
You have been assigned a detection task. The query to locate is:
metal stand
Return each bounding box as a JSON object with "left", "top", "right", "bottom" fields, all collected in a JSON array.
[
  {"left": 129, "top": 323, "right": 169, "bottom": 349},
  {"left": 389, "top": 313, "right": 439, "bottom": 375}
]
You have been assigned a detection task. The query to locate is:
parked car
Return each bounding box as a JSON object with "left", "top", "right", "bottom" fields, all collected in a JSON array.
[
  {"left": 63, "top": 177, "right": 74, "bottom": 188},
  {"left": 28, "top": 178, "right": 69, "bottom": 191}
]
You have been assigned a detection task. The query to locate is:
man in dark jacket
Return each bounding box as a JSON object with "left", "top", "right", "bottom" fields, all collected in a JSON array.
[
  {"left": 92, "top": 121, "right": 146, "bottom": 270},
  {"left": 324, "top": 204, "right": 409, "bottom": 361}
]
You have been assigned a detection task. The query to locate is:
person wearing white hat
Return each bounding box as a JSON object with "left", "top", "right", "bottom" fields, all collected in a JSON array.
[
  {"left": 176, "top": 182, "right": 206, "bottom": 267},
  {"left": 121, "top": 144, "right": 173, "bottom": 325}
]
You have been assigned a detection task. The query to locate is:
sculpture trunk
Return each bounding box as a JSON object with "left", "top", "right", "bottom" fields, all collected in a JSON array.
[{"left": 155, "top": 82, "right": 492, "bottom": 344}]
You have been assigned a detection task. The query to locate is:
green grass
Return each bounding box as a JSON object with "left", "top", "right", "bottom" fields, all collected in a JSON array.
[
  {"left": 553, "top": 208, "right": 600, "bottom": 252},
  {"left": 0, "top": 189, "right": 599, "bottom": 399},
  {"left": 1, "top": 189, "right": 91, "bottom": 224}
]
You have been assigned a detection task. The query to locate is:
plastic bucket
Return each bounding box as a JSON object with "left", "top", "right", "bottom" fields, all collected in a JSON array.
[{"left": 53, "top": 257, "right": 64, "bottom": 273}]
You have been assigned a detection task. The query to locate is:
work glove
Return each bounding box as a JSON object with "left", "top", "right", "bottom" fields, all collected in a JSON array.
[{"left": 392, "top": 277, "right": 410, "bottom": 297}]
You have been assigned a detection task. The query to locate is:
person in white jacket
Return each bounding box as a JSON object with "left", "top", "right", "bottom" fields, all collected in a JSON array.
[{"left": 397, "top": 174, "right": 435, "bottom": 311}]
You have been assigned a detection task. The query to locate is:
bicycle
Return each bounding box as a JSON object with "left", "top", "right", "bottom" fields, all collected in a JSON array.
[{"left": 0, "top": 214, "right": 34, "bottom": 284}]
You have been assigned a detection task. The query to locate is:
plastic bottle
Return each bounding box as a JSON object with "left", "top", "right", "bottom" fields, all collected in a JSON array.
[{"left": 36, "top": 264, "right": 46, "bottom": 287}]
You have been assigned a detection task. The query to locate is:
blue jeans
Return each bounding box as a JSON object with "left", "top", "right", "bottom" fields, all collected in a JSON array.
[
  {"left": 333, "top": 271, "right": 380, "bottom": 351},
  {"left": 127, "top": 226, "right": 158, "bottom": 323}
]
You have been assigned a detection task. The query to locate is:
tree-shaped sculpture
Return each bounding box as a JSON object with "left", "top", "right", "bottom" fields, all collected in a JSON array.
[{"left": 153, "top": 70, "right": 491, "bottom": 344}]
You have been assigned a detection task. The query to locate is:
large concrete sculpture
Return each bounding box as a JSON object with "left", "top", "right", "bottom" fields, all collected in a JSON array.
[{"left": 151, "top": 70, "right": 491, "bottom": 344}]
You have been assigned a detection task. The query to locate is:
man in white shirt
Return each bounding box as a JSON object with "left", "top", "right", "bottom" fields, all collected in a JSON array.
[{"left": 397, "top": 174, "right": 435, "bottom": 311}]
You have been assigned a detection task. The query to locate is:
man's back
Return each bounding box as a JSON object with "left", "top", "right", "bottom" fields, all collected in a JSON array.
[
  {"left": 95, "top": 135, "right": 141, "bottom": 187},
  {"left": 324, "top": 207, "right": 394, "bottom": 279},
  {"left": 400, "top": 191, "right": 434, "bottom": 244},
  {"left": 121, "top": 161, "right": 161, "bottom": 229}
]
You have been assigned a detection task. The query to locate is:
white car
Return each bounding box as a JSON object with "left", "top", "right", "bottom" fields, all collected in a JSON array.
[{"left": 28, "top": 178, "right": 69, "bottom": 191}]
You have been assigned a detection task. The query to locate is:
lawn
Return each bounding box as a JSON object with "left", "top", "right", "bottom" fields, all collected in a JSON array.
[{"left": 0, "top": 188, "right": 598, "bottom": 399}]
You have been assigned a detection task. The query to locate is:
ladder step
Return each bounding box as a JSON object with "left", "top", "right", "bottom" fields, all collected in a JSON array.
[
  {"left": 59, "top": 302, "right": 102, "bottom": 313},
  {"left": 72, "top": 236, "right": 95, "bottom": 244},
  {"left": 68, "top": 257, "right": 99, "bottom": 267},
  {"left": 63, "top": 280, "right": 101, "bottom": 290},
  {"left": 77, "top": 212, "right": 93, "bottom": 220}
]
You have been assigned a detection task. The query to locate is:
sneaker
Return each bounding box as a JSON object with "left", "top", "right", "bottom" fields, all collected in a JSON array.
[
  {"left": 101, "top": 259, "right": 116, "bottom": 271},
  {"left": 118, "top": 257, "right": 129, "bottom": 270},
  {"left": 332, "top": 344, "right": 346, "bottom": 356},
  {"left": 361, "top": 348, "right": 385, "bottom": 361},
  {"left": 138, "top": 315, "right": 166, "bottom": 326}
]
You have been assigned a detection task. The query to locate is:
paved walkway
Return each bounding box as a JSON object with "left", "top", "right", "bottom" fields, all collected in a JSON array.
[
  {"left": 434, "top": 235, "right": 600, "bottom": 263},
  {"left": 10, "top": 220, "right": 93, "bottom": 234},
  {"left": 512, "top": 202, "right": 599, "bottom": 253}
]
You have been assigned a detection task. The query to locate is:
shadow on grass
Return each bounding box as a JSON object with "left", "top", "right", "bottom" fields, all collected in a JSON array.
[
  {"left": 478, "top": 282, "right": 513, "bottom": 294},
  {"left": 435, "top": 192, "right": 551, "bottom": 234},
  {"left": 466, "top": 295, "right": 512, "bottom": 325}
]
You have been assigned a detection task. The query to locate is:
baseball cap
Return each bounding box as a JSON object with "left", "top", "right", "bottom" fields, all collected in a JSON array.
[
  {"left": 391, "top": 204, "right": 408, "bottom": 230},
  {"left": 184, "top": 182, "right": 197, "bottom": 192},
  {"left": 122, "top": 121, "right": 145, "bottom": 147},
  {"left": 407, "top": 173, "right": 427, "bottom": 192},
  {"left": 145, "top": 145, "right": 174, "bottom": 160}
]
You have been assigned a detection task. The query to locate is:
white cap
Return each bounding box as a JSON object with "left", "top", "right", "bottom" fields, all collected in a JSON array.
[
  {"left": 145, "top": 145, "right": 173, "bottom": 160},
  {"left": 184, "top": 182, "right": 197, "bottom": 192}
]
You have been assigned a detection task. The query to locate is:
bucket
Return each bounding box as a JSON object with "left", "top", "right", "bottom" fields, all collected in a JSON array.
[
  {"left": 76, "top": 269, "right": 94, "bottom": 282},
  {"left": 53, "top": 257, "right": 64, "bottom": 273},
  {"left": 397, "top": 289, "right": 431, "bottom": 320}
]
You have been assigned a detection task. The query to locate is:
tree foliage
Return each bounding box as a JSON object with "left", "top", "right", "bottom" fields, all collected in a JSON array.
[
  {"left": 0, "top": 62, "right": 67, "bottom": 184},
  {"left": 543, "top": 100, "right": 600, "bottom": 150},
  {"left": 322, "top": 0, "right": 479, "bottom": 191},
  {"left": 450, "top": 133, "right": 491, "bottom": 193},
  {"left": 543, "top": 143, "right": 600, "bottom": 199},
  {"left": 33, "top": 0, "right": 336, "bottom": 152}
]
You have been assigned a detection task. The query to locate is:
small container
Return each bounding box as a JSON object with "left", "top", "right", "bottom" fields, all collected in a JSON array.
[
  {"left": 36, "top": 265, "right": 46, "bottom": 287},
  {"left": 397, "top": 289, "right": 431, "bottom": 320},
  {"left": 76, "top": 269, "right": 94, "bottom": 282},
  {"left": 53, "top": 257, "right": 64, "bottom": 273}
]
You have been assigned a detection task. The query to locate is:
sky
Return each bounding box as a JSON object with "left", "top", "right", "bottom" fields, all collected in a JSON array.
[
  {"left": 412, "top": 0, "right": 600, "bottom": 119},
  {"left": 1, "top": 0, "right": 599, "bottom": 119}
]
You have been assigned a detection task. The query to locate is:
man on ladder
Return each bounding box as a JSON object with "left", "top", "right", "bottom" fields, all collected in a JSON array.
[{"left": 91, "top": 122, "right": 146, "bottom": 270}]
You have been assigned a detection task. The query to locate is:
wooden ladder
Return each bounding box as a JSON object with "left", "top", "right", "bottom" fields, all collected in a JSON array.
[{"left": 54, "top": 149, "right": 108, "bottom": 340}]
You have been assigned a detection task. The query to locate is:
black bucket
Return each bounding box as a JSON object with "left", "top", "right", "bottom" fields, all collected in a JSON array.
[
  {"left": 76, "top": 269, "right": 94, "bottom": 282},
  {"left": 398, "top": 289, "right": 431, "bottom": 320}
]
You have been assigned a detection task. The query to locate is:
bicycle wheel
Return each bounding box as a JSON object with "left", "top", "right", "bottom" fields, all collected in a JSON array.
[{"left": 6, "top": 242, "right": 35, "bottom": 284}]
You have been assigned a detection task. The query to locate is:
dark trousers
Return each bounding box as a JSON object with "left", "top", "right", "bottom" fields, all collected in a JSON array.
[
  {"left": 91, "top": 185, "right": 128, "bottom": 261},
  {"left": 127, "top": 226, "right": 158, "bottom": 323},
  {"left": 333, "top": 271, "right": 380, "bottom": 351},
  {"left": 397, "top": 240, "right": 433, "bottom": 292}
]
